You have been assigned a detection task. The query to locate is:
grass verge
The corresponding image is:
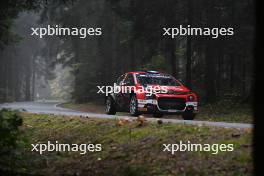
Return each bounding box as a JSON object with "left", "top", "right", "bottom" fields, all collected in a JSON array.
[{"left": 2, "top": 112, "right": 253, "bottom": 175}]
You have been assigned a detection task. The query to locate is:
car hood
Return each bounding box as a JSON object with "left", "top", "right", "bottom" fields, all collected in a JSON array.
[{"left": 144, "top": 84, "right": 190, "bottom": 93}]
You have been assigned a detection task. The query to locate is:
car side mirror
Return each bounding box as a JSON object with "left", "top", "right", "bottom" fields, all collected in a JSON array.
[{"left": 120, "top": 82, "right": 127, "bottom": 86}]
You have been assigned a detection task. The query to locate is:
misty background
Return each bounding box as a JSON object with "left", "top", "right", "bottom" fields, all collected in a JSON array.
[{"left": 0, "top": 0, "right": 254, "bottom": 105}]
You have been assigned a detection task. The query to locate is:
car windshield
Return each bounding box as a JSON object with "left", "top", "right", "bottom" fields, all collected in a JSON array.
[{"left": 136, "top": 74, "right": 181, "bottom": 86}]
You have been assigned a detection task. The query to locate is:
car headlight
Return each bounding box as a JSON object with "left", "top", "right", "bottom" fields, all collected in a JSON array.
[
  {"left": 188, "top": 95, "right": 194, "bottom": 101},
  {"left": 145, "top": 93, "right": 156, "bottom": 99}
]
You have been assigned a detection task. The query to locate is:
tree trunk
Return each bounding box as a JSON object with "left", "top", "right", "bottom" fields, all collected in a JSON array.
[
  {"left": 129, "top": 40, "right": 136, "bottom": 71},
  {"left": 216, "top": 44, "right": 224, "bottom": 96},
  {"left": 25, "top": 71, "right": 31, "bottom": 101},
  {"left": 166, "top": 40, "right": 177, "bottom": 77},
  {"left": 230, "top": 53, "right": 235, "bottom": 89},
  {"left": 205, "top": 41, "right": 217, "bottom": 103},
  {"left": 31, "top": 56, "right": 36, "bottom": 101},
  {"left": 186, "top": 0, "right": 193, "bottom": 88},
  {"left": 204, "top": 0, "right": 217, "bottom": 103}
]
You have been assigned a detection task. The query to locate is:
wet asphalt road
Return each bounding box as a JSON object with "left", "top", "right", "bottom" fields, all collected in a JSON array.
[{"left": 0, "top": 101, "right": 253, "bottom": 129}]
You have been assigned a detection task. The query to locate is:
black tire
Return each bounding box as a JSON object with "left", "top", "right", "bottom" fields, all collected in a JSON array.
[
  {"left": 105, "top": 96, "right": 116, "bottom": 115},
  {"left": 153, "top": 113, "right": 164, "bottom": 118},
  {"left": 182, "top": 113, "right": 196, "bottom": 120},
  {"left": 129, "top": 94, "right": 139, "bottom": 116}
]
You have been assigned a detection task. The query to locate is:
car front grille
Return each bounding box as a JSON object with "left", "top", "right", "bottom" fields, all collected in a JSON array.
[{"left": 157, "top": 97, "right": 186, "bottom": 110}]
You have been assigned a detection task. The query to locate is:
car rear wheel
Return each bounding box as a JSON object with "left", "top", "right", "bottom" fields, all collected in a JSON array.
[
  {"left": 105, "top": 97, "right": 116, "bottom": 115},
  {"left": 130, "top": 94, "right": 139, "bottom": 116}
]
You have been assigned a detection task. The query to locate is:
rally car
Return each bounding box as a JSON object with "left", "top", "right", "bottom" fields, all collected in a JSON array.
[{"left": 105, "top": 71, "right": 198, "bottom": 120}]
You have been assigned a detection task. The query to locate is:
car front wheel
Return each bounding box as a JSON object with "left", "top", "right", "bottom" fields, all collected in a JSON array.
[
  {"left": 105, "top": 96, "right": 116, "bottom": 115},
  {"left": 129, "top": 94, "right": 139, "bottom": 116}
]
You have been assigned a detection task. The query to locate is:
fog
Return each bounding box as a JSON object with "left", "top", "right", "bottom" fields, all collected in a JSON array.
[
  {"left": 0, "top": 0, "right": 254, "bottom": 104},
  {"left": 0, "top": 12, "right": 74, "bottom": 101}
]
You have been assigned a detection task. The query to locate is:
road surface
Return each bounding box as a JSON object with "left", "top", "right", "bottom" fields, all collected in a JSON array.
[{"left": 0, "top": 101, "right": 252, "bottom": 129}]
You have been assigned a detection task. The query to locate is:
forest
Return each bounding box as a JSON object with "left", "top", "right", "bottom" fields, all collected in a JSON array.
[
  {"left": 0, "top": 1, "right": 256, "bottom": 175},
  {"left": 0, "top": 0, "right": 254, "bottom": 105}
]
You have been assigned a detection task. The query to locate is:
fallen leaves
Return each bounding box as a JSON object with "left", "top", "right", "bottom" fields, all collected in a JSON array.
[
  {"left": 116, "top": 118, "right": 131, "bottom": 127},
  {"left": 136, "top": 115, "right": 147, "bottom": 126},
  {"left": 231, "top": 132, "right": 241, "bottom": 138},
  {"left": 157, "top": 119, "right": 163, "bottom": 125}
]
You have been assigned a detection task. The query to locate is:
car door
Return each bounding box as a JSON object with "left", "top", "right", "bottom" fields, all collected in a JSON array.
[
  {"left": 115, "top": 73, "right": 135, "bottom": 110},
  {"left": 114, "top": 74, "right": 126, "bottom": 109},
  {"left": 122, "top": 73, "right": 135, "bottom": 109}
]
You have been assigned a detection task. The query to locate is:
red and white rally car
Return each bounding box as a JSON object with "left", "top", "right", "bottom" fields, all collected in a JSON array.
[{"left": 105, "top": 71, "right": 198, "bottom": 120}]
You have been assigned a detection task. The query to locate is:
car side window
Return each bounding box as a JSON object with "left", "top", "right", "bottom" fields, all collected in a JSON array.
[
  {"left": 124, "top": 74, "right": 135, "bottom": 86},
  {"left": 116, "top": 74, "right": 125, "bottom": 85}
]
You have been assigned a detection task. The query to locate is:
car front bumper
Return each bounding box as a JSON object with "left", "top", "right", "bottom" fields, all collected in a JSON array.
[{"left": 137, "top": 99, "right": 198, "bottom": 114}]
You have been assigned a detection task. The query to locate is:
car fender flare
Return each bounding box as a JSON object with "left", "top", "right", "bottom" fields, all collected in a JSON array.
[{"left": 105, "top": 94, "right": 116, "bottom": 104}]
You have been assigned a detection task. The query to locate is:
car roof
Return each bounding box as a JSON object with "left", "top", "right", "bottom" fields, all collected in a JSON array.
[
  {"left": 127, "top": 71, "right": 158, "bottom": 74},
  {"left": 126, "top": 71, "right": 171, "bottom": 76},
  {"left": 126, "top": 71, "right": 146, "bottom": 74}
]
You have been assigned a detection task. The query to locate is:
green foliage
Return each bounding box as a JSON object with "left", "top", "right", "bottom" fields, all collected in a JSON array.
[
  {"left": 0, "top": 109, "right": 23, "bottom": 151},
  {"left": 141, "top": 55, "right": 168, "bottom": 71},
  {"left": 175, "top": 47, "right": 185, "bottom": 57},
  {"left": 119, "top": 165, "right": 150, "bottom": 176},
  {"left": 0, "top": 109, "right": 23, "bottom": 174}
]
